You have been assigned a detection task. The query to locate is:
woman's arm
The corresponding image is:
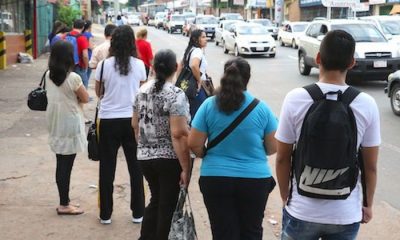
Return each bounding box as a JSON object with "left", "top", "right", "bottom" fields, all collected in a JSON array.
[
  {"left": 132, "top": 112, "right": 139, "bottom": 143},
  {"left": 188, "top": 128, "right": 208, "bottom": 158},
  {"left": 170, "top": 116, "right": 191, "bottom": 187},
  {"left": 75, "top": 85, "right": 89, "bottom": 103},
  {"left": 264, "top": 131, "right": 277, "bottom": 156},
  {"left": 190, "top": 57, "right": 202, "bottom": 89}
]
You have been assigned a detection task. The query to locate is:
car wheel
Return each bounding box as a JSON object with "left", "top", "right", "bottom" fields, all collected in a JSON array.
[
  {"left": 215, "top": 40, "right": 219, "bottom": 46},
  {"left": 299, "top": 52, "right": 311, "bottom": 75},
  {"left": 279, "top": 37, "right": 284, "bottom": 46},
  {"left": 292, "top": 39, "right": 297, "bottom": 49},
  {"left": 391, "top": 84, "right": 400, "bottom": 116},
  {"left": 223, "top": 41, "right": 228, "bottom": 54},
  {"left": 234, "top": 45, "right": 240, "bottom": 57}
]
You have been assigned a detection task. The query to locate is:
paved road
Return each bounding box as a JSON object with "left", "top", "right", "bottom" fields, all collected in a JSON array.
[{"left": 140, "top": 25, "right": 400, "bottom": 238}]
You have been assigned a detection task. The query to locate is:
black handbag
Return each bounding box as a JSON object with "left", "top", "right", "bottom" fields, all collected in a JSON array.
[
  {"left": 87, "top": 61, "right": 104, "bottom": 161},
  {"left": 27, "top": 70, "right": 48, "bottom": 111},
  {"left": 176, "top": 48, "right": 201, "bottom": 99}
]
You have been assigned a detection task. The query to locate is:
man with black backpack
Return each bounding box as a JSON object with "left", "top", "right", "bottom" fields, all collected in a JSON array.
[{"left": 275, "top": 30, "right": 380, "bottom": 239}]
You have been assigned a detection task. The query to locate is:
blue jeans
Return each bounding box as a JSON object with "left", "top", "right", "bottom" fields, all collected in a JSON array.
[
  {"left": 74, "top": 66, "right": 89, "bottom": 89},
  {"left": 281, "top": 208, "right": 360, "bottom": 240}
]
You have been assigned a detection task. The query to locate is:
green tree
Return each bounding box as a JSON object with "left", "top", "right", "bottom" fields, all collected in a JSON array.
[{"left": 57, "top": 5, "right": 81, "bottom": 28}]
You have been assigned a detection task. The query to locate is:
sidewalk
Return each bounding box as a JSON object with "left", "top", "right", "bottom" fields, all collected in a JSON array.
[{"left": 0, "top": 28, "right": 279, "bottom": 240}]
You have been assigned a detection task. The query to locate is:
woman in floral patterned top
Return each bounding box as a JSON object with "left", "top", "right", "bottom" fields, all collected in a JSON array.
[{"left": 132, "top": 49, "right": 191, "bottom": 240}]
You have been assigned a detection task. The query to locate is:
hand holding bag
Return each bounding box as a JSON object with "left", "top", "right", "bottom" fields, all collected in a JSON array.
[
  {"left": 168, "top": 187, "right": 198, "bottom": 240},
  {"left": 87, "top": 61, "right": 104, "bottom": 161},
  {"left": 201, "top": 75, "right": 214, "bottom": 97},
  {"left": 27, "top": 70, "right": 48, "bottom": 111}
]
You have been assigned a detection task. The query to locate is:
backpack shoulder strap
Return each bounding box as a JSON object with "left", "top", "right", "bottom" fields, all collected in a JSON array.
[
  {"left": 341, "top": 86, "right": 361, "bottom": 105},
  {"left": 303, "top": 84, "right": 324, "bottom": 102}
]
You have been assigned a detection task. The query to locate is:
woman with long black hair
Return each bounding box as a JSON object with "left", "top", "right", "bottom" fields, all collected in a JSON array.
[
  {"left": 178, "top": 29, "right": 209, "bottom": 119},
  {"left": 46, "top": 40, "right": 89, "bottom": 215},
  {"left": 132, "top": 49, "right": 191, "bottom": 240},
  {"left": 188, "top": 57, "right": 278, "bottom": 239},
  {"left": 95, "top": 25, "right": 146, "bottom": 224}
]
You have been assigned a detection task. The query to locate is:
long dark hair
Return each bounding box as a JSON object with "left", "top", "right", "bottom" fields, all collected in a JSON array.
[
  {"left": 183, "top": 29, "right": 204, "bottom": 62},
  {"left": 216, "top": 58, "right": 251, "bottom": 113},
  {"left": 51, "top": 20, "right": 64, "bottom": 35},
  {"left": 109, "top": 25, "right": 138, "bottom": 75},
  {"left": 153, "top": 49, "right": 177, "bottom": 93},
  {"left": 48, "top": 41, "right": 75, "bottom": 86}
]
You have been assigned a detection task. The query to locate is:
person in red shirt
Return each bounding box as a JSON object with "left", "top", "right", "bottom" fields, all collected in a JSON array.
[
  {"left": 135, "top": 28, "right": 154, "bottom": 78},
  {"left": 69, "top": 19, "right": 89, "bottom": 88}
]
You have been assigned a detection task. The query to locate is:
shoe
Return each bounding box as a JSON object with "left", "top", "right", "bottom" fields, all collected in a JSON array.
[
  {"left": 56, "top": 206, "right": 84, "bottom": 215},
  {"left": 100, "top": 218, "right": 112, "bottom": 224},
  {"left": 132, "top": 216, "right": 143, "bottom": 224}
]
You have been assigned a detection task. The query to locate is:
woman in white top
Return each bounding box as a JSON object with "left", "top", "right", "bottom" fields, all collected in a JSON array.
[
  {"left": 178, "top": 29, "right": 208, "bottom": 120},
  {"left": 46, "top": 41, "right": 89, "bottom": 215},
  {"left": 95, "top": 25, "right": 146, "bottom": 224}
]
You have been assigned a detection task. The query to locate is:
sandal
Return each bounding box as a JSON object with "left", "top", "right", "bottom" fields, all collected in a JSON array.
[{"left": 56, "top": 205, "right": 84, "bottom": 215}]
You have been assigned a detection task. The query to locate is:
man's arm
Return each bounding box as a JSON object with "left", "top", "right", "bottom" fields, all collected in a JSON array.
[
  {"left": 361, "top": 146, "right": 379, "bottom": 224},
  {"left": 82, "top": 49, "right": 89, "bottom": 69},
  {"left": 275, "top": 140, "right": 294, "bottom": 206}
]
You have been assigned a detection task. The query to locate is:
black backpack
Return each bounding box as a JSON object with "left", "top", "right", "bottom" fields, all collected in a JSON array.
[{"left": 292, "top": 84, "right": 361, "bottom": 200}]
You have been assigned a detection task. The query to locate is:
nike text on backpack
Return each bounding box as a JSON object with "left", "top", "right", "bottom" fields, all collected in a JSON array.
[
  {"left": 64, "top": 33, "right": 81, "bottom": 65},
  {"left": 291, "top": 84, "right": 364, "bottom": 200}
]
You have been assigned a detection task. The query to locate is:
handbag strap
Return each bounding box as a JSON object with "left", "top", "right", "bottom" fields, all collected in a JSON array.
[
  {"left": 207, "top": 98, "right": 260, "bottom": 151},
  {"left": 40, "top": 70, "right": 48, "bottom": 89},
  {"left": 94, "top": 61, "right": 105, "bottom": 123}
]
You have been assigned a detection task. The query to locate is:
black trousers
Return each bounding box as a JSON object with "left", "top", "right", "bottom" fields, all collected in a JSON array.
[
  {"left": 98, "top": 118, "right": 145, "bottom": 220},
  {"left": 199, "top": 176, "right": 276, "bottom": 240},
  {"left": 139, "top": 159, "right": 182, "bottom": 240},
  {"left": 55, "top": 154, "right": 76, "bottom": 206}
]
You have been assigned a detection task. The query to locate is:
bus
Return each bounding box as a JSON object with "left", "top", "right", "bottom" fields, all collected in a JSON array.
[{"left": 138, "top": 2, "right": 167, "bottom": 25}]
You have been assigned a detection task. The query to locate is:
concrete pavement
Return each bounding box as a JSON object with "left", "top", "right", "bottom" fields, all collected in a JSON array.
[{"left": 0, "top": 26, "right": 279, "bottom": 239}]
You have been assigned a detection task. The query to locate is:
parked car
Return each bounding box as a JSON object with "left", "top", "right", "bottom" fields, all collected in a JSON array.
[
  {"left": 385, "top": 71, "right": 400, "bottom": 116},
  {"left": 190, "top": 15, "right": 218, "bottom": 40},
  {"left": 248, "top": 18, "right": 278, "bottom": 40},
  {"left": 219, "top": 13, "right": 244, "bottom": 22},
  {"left": 127, "top": 14, "right": 141, "bottom": 26},
  {"left": 165, "top": 14, "right": 185, "bottom": 33},
  {"left": 360, "top": 15, "right": 400, "bottom": 46},
  {"left": 154, "top": 12, "right": 167, "bottom": 29},
  {"left": 215, "top": 20, "right": 242, "bottom": 46},
  {"left": 222, "top": 23, "right": 276, "bottom": 57},
  {"left": 278, "top": 21, "right": 309, "bottom": 48},
  {"left": 298, "top": 19, "right": 400, "bottom": 82}
]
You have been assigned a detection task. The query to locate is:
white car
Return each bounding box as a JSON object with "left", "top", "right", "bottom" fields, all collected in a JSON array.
[
  {"left": 223, "top": 23, "right": 276, "bottom": 57},
  {"left": 248, "top": 18, "right": 278, "bottom": 39},
  {"left": 154, "top": 12, "right": 167, "bottom": 29},
  {"left": 166, "top": 14, "right": 185, "bottom": 34},
  {"left": 298, "top": 19, "right": 400, "bottom": 81},
  {"left": 215, "top": 20, "right": 242, "bottom": 46},
  {"left": 128, "top": 15, "right": 141, "bottom": 26},
  {"left": 278, "top": 21, "right": 309, "bottom": 48},
  {"left": 360, "top": 15, "right": 400, "bottom": 47}
]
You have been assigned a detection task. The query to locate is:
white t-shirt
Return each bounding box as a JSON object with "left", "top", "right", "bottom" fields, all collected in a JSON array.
[
  {"left": 96, "top": 56, "right": 146, "bottom": 119},
  {"left": 189, "top": 47, "right": 208, "bottom": 81},
  {"left": 275, "top": 82, "right": 381, "bottom": 225}
]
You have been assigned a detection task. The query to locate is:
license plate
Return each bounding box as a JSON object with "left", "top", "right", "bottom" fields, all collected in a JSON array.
[
  {"left": 256, "top": 47, "right": 264, "bottom": 51},
  {"left": 207, "top": 33, "right": 213, "bottom": 36},
  {"left": 373, "top": 60, "right": 387, "bottom": 68}
]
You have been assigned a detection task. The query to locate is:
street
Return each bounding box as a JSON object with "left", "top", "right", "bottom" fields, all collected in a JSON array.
[{"left": 0, "top": 23, "right": 399, "bottom": 239}]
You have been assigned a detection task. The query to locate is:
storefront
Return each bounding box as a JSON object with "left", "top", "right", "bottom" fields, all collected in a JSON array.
[
  {"left": 370, "top": 0, "right": 400, "bottom": 15},
  {"left": 0, "top": 0, "right": 54, "bottom": 67}
]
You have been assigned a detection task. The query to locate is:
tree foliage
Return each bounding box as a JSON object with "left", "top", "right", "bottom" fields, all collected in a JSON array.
[{"left": 57, "top": 5, "right": 81, "bottom": 28}]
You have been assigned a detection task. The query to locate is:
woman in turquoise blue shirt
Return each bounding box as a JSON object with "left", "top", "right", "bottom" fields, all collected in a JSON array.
[{"left": 188, "top": 57, "right": 277, "bottom": 240}]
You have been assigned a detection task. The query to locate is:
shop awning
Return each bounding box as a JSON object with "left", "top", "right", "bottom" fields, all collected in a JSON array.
[{"left": 390, "top": 4, "right": 400, "bottom": 15}]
